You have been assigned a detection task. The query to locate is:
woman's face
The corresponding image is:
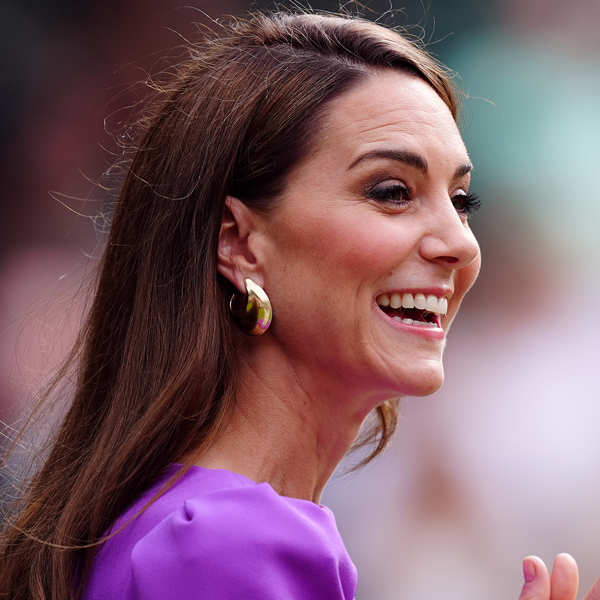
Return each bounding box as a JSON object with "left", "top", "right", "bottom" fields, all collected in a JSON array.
[{"left": 258, "top": 69, "right": 481, "bottom": 404}]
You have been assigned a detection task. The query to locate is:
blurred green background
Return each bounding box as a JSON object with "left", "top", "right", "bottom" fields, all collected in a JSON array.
[{"left": 1, "top": 1, "right": 599, "bottom": 598}]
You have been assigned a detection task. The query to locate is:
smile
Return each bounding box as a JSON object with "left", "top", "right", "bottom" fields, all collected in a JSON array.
[{"left": 375, "top": 292, "right": 447, "bottom": 331}]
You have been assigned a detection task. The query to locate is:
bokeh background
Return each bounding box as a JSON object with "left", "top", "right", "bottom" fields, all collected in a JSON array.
[{"left": 2, "top": 1, "right": 599, "bottom": 598}]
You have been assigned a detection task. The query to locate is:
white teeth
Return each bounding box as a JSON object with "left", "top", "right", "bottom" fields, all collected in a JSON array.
[
  {"left": 378, "top": 293, "right": 390, "bottom": 307},
  {"left": 425, "top": 295, "right": 438, "bottom": 312},
  {"left": 377, "top": 292, "right": 449, "bottom": 316},
  {"left": 414, "top": 293, "right": 426, "bottom": 310},
  {"left": 440, "top": 298, "right": 448, "bottom": 315},
  {"left": 391, "top": 316, "right": 438, "bottom": 328},
  {"left": 390, "top": 293, "right": 402, "bottom": 309},
  {"left": 401, "top": 293, "right": 414, "bottom": 309}
]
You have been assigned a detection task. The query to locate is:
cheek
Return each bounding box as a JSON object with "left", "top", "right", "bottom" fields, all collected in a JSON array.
[
  {"left": 462, "top": 251, "right": 482, "bottom": 292},
  {"left": 453, "top": 252, "right": 481, "bottom": 311},
  {"left": 281, "top": 210, "right": 414, "bottom": 281},
  {"left": 265, "top": 212, "right": 413, "bottom": 338}
]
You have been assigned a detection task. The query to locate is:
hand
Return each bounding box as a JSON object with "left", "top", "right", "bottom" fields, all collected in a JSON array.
[{"left": 519, "top": 553, "right": 600, "bottom": 600}]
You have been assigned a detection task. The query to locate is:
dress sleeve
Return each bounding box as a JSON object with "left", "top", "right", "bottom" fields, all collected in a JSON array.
[{"left": 126, "top": 483, "right": 357, "bottom": 600}]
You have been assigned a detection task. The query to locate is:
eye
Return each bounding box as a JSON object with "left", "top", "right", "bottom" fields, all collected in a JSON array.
[
  {"left": 452, "top": 192, "right": 481, "bottom": 216},
  {"left": 366, "top": 180, "right": 412, "bottom": 206}
]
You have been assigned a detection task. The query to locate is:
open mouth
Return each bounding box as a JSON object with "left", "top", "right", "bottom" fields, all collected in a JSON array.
[{"left": 376, "top": 292, "right": 447, "bottom": 329}]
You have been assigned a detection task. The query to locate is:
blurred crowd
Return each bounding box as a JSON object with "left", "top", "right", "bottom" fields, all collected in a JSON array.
[{"left": 2, "top": 1, "right": 599, "bottom": 598}]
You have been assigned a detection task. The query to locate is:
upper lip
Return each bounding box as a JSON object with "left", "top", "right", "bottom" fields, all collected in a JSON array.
[{"left": 376, "top": 286, "right": 453, "bottom": 299}]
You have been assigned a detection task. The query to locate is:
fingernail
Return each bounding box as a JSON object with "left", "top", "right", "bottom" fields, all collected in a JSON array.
[{"left": 523, "top": 558, "right": 536, "bottom": 584}]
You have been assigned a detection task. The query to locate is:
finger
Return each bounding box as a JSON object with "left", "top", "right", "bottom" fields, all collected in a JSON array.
[
  {"left": 550, "top": 553, "right": 579, "bottom": 600},
  {"left": 584, "top": 577, "right": 600, "bottom": 600},
  {"left": 520, "top": 556, "right": 551, "bottom": 600}
]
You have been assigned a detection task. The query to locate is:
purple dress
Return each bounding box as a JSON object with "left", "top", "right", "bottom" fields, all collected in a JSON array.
[{"left": 83, "top": 465, "right": 357, "bottom": 599}]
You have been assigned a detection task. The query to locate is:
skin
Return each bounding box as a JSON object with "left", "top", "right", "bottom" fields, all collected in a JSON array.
[
  {"left": 210, "top": 68, "right": 600, "bottom": 599},
  {"left": 519, "top": 554, "right": 600, "bottom": 600},
  {"left": 212, "top": 68, "right": 480, "bottom": 499}
]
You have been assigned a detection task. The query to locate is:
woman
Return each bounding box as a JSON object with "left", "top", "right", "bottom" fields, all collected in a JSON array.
[{"left": 0, "top": 10, "right": 596, "bottom": 600}]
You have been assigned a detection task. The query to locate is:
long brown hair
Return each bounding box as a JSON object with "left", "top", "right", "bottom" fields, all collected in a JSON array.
[{"left": 0, "top": 11, "right": 459, "bottom": 599}]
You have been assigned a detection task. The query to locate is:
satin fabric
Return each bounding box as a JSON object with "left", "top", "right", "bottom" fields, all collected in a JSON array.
[{"left": 83, "top": 464, "right": 357, "bottom": 599}]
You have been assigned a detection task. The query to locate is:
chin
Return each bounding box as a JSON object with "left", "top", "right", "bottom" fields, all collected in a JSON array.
[{"left": 394, "top": 362, "right": 445, "bottom": 397}]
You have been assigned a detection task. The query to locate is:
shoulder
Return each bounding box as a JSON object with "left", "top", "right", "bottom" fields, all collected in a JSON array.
[{"left": 127, "top": 482, "right": 357, "bottom": 599}]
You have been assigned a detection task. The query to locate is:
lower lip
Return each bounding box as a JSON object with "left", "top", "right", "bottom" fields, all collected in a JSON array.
[{"left": 374, "top": 304, "right": 446, "bottom": 340}]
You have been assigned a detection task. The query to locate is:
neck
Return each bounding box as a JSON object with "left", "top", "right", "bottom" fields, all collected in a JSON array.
[{"left": 191, "top": 340, "right": 374, "bottom": 503}]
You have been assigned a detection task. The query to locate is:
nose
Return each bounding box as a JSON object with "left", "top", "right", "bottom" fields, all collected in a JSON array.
[{"left": 419, "top": 201, "right": 480, "bottom": 269}]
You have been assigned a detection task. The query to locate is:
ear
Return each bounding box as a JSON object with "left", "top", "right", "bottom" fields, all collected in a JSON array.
[{"left": 217, "top": 196, "right": 264, "bottom": 292}]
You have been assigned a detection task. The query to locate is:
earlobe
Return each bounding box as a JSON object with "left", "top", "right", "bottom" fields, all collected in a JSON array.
[{"left": 217, "top": 196, "right": 263, "bottom": 292}]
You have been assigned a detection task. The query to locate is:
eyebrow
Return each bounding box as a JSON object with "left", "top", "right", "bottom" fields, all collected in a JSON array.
[{"left": 347, "top": 149, "right": 473, "bottom": 178}]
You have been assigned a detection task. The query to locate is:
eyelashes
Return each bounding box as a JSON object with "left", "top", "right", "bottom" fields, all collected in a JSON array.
[
  {"left": 452, "top": 192, "right": 481, "bottom": 216},
  {"left": 365, "top": 181, "right": 481, "bottom": 216},
  {"left": 366, "top": 182, "right": 411, "bottom": 204}
]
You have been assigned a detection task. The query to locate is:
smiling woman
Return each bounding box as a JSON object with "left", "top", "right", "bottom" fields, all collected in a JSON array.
[
  {"left": 0, "top": 9, "right": 596, "bottom": 600},
  {"left": 236, "top": 69, "right": 481, "bottom": 406}
]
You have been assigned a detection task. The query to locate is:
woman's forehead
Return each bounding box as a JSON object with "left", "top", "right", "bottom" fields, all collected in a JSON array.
[{"left": 313, "top": 70, "right": 468, "bottom": 170}]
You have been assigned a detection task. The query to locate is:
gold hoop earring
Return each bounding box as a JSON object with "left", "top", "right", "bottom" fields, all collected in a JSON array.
[{"left": 229, "top": 278, "right": 272, "bottom": 335}]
